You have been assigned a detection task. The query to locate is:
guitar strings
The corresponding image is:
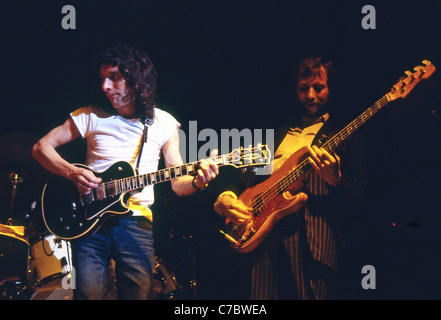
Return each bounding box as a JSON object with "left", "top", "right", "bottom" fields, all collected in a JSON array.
[
  {"left": 247, "top": 95, "right": 389, "bottom": 216},
  {"left": 98, "top": 158, "right": 215, "bottom": 191},
  {"left": 97, "top": 146, "right": 265, "bottom": 194},
  {"left": 227, "top": 95, "right": 390, "bottom": 237}
]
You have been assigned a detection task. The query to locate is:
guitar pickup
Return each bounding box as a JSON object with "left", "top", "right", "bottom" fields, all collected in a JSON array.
[
  {"left": 79, "top": 192, "right": 94, "bottom": 205},
  {"left": 96, "top": 185, "right": 106, "bottom": 201},
  {"left": 241, "top": 228, "right": 256, "bottom": 243}
]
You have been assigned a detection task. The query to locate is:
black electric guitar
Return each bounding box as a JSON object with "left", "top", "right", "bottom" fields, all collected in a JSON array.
[
  {"left": 220, "top": 60, "right": 436, "bottom": 253},
  {"left": 41, "top": 145, "right": 270, "bottom": 240}
]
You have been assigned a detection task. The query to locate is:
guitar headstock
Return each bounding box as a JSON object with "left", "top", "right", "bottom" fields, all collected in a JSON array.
[
  {"left": 223, "top": 144, "right": 271, "bottom": 168},
  {"left": 387, "top": 60, "right": 436, "bottom": 101}
]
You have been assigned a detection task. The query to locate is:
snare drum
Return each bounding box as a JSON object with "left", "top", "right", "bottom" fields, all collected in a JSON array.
[{"left": 29, "top": 234, "right": 72, "bottom": 285}]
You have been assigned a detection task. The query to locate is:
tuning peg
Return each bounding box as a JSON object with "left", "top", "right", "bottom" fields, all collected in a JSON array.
[
  {"left": 414, "top": 66, "right": 423, "bottom": 71},
  {"left": 405, "top": 71, "right": 413, "bottom": 77},
  {"left": 422, "top": 60, "right": 431, "bottom": 65}
]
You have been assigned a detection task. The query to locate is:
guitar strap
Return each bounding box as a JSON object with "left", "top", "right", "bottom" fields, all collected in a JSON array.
[{"left": 135, "top": 117, "right": 153, "bottom": 173}]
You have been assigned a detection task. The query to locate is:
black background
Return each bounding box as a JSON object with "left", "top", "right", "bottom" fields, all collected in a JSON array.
[{"left": 1, "top": 0, "right": 441, "bottom": 300}]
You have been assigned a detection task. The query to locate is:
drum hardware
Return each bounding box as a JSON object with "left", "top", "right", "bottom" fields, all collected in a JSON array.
[
  {"left": 174, "top": 233, "right": 198, "bottom": 299},
  {"left": 156, "top": 225, "right": 199, "bottom": 299},
  {"left": 23, "top": 200, "right": 37, "bottom": 221},
  {"left": 8, "top": 170, "right": 23, "bottom": 217},
  {"left": 188, "top": 236, "right": 198, "bottom": 299},
  {"left": 29, "top": 234, "right": 72, "bottom": 288},
  {"left": 0, "top": 280, "right": 29, "bottom": 300},
  {"left": 0, "top": 133, "right": 50, "bottom": 225},
  {"left": 102, "top": 256, "right": 182, "bottom": 300},
  {"left": 153, "top": 256, "right": 182, "bottom": 299}
]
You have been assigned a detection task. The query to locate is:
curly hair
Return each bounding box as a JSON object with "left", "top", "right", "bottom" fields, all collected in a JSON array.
[{"left": 96, "top": 42, "right": 157, "bottom": 122}]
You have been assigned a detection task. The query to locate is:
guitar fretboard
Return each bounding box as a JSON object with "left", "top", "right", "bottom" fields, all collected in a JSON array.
[
  {"left": 117, "top": 161, "right": 202, "bottom": 193},
  {"left": 92, "top": 147, "right": 268, "bottom": 201},
  {"left": 98, "top": 158, "right": 217, "bottom": 198},
  {"left": 322, "top": 94, "right": 389, "bottom": 154},
  {"left": 250, "top": 94, "right": 391, "bottom": 214}
]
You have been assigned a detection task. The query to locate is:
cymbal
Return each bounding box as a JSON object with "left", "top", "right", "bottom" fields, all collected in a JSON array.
[
  {"left": 0, "top": 133, "right": 49, "bottom": 222},
  {"left": 0, "top": 224, "right": 28, "bottom": 245}
]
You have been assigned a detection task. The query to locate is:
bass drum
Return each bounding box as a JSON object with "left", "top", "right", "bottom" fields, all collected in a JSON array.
[
  {"left": 29, "top": 234, "right": 73, "bottom": 300},
  {"left": 30, "top": 278, "right": 73, "bottom": 300}
]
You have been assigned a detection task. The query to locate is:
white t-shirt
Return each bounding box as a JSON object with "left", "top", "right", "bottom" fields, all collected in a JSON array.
[{"left": 70, "top": 106, "right": 180, "bottom": 219}]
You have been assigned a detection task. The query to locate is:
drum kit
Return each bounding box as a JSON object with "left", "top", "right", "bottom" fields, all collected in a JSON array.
[{"left": 0, "top": 133, "right": 185, "bottom": 300}]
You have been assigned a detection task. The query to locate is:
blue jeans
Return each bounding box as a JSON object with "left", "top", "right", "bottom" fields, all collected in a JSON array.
[{"left": 71, "top": 216, "right": 154, "bottom": 300}]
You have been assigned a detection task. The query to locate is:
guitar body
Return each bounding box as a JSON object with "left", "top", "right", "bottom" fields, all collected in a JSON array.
[
  {"left": 40, "top": 146, "right": 271, "bottom": 241},
  {"left": 41, "top": 161, "right": 137, "bottom": 240},
  {"left": 224, "top": 147, "right": 310, "bottom": 253}
]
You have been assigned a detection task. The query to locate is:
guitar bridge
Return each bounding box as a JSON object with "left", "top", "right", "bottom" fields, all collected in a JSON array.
[
  {"left": 240, "top": 227, "right": 256, "bottom": 243},
  {"left": 79, "top": 192, "right": 94, "bottom": 205}
]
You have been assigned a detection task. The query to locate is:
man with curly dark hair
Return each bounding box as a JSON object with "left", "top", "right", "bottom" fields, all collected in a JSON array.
[
  {"left": 95, "top": 42, "right": 157, "bottom": 121},
  {"left": 32, "top": 42, "right": 219, "bottom": 299}
]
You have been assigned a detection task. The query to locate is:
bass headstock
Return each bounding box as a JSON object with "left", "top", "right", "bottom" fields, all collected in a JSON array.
[{"left": 388, "top": 60, "right": 436, "bottom": 101}]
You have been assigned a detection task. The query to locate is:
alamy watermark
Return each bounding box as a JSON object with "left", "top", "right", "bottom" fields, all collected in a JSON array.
[
  {"left": 176, "top": 121, "right": 274, "bottom": 175},
  {"left": 361, "top": 265, "right": 376, "bottom": 290},
  {"left": 61, "top": 4, "right": 377, "bottom": 31},
  {"left": 61, "top": 5, "right": 76, "bottom": 29},
  {"left": 361, "top": 5, "right": 376, "bottom": 30},
  {"left": 63, "top": 264, "right": 378, "bottom": 291},
  {"left": 61, "top": 266, "right": 76, "bottom": 290}
]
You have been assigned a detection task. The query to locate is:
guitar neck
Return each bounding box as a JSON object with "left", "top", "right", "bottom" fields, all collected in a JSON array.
[
  {"left": 114, "top": 156, "right": 223, "bottom": 194},
  {"left": 90, "top": 145, "right": 269, "bottom": 201},
  {"left": 322, "top": 94, "right": 390, "bottom": 154},
  {"left": 277, "top": 94, "right": 391, "bottom": 191},
  {"left": 282, "top": 59, "right": 436, "bottom": 186}
]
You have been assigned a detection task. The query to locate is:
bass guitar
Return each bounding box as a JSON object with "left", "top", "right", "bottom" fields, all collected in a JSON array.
[
  {"left": 220, "top": 60, "right": 436, "bottom": 253},
  {"left": 41, "top": 145, "right": 270, "bottom": 240}
]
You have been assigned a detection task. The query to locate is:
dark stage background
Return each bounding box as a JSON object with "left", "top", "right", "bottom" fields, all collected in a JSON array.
[{"left": 1, "top": 0, "right": 441, "bottom": 300}]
